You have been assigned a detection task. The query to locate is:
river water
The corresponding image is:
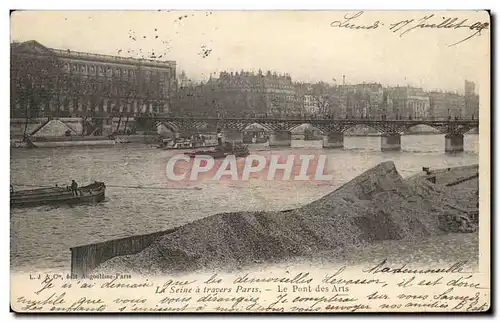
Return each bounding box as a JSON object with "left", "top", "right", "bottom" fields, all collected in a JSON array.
[{"left": 10, "top": 134, "right": 479, "bottom": 272}]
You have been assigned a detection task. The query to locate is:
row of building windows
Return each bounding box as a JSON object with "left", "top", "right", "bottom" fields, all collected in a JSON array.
[
  {"left": 63, "top": 62, "right": 170, "bottom": 82},
  {"left": 267, "top": 94, "right": 299, "bottom": 101},
  {"left": 11, "top": 99, "right": 168, "bottom": 112},
  {"left": 407, "top": 101, "right": 430, "bottom": 108},
  {"left": 219, "top": 82, "right": 294, "bottom": 89}
]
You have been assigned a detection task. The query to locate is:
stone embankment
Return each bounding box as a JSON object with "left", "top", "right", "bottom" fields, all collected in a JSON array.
[{"left": 408, "top": 164, "right": 479, "bottom": 233}]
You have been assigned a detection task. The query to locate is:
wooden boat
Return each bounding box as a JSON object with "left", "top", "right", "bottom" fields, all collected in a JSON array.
[
  {"left": 185, "top": 142, "right": 250, "bottom": 159},
  {"left": 10, "top": 182, "right": 106, "bottom": 208},
  {"left": 185, "top": 149, "right": 226, "bottom": 159},
  {"left": 158, "top": 138, "right": 217, "bottom": 150},
  {"left": 11, "top": 137, "right": 36, "bottom": 149}
]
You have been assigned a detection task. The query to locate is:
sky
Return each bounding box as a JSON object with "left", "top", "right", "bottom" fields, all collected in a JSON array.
[{"left": 10, "top": 10, "right": 490, "bottom": 93}]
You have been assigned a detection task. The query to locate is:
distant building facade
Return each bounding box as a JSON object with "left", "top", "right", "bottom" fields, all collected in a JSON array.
[
  {"left": 428, "top": 81, "right": 479, "bottom": 120},
  {"left": 292, "top": 82, "right": 385, "bottom": 119},
  {"left": 173, "top": 70, "right": 302, "bottom": 117},
  {"left": 294, "top": 83, "right": 321, "bottom": 116},
  {"left": 177, "top": 70, "right": 195, "bottom": 88},
  {"left": 464, "top": 80, "right": 479, "bottom": 119},
  {"left": 465, "top": 80, "right": 475, "bottom": 96},
  {"left": 11, "top": 40, "right": 176, "bottom": 118},
  {"left": 385, "top": 86, "right": 431, "bottom": 119},
  {"left": 339, "top": 83, "right": 385, "bottom": 118},
  {"left": 302, "top": 94, "right": 320, "bottom": 115},
  {"left": 429, "top": 91, "right": 465, "bottom": 120}
]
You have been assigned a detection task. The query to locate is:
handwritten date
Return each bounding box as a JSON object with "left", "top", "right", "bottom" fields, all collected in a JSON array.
[
  {"left": 330, "top": 11, "right": 381, "bottom": 30},
  {"left": 330, "top": 11, "right": 489, "bottom": 47}
]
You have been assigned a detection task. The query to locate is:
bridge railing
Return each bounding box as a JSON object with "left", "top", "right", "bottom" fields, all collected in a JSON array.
[
  {"left": 144, "top": 115, "right": 478, "bottom": 122},
  {"left": 89, "top": 113, "right": 478, "bottom": 123}
]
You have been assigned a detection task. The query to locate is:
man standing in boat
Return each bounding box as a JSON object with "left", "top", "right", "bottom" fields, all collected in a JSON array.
[
  {"left": 217, "top": 132, "right": 223, "bottom": 146},
  {"left": 71, "top": 180, "right": 79, "bottom": 196}
]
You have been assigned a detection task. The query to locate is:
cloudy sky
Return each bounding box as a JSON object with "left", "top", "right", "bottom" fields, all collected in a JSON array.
[{"left": 10, "top": 10, "right": 489, "bottom": 93}]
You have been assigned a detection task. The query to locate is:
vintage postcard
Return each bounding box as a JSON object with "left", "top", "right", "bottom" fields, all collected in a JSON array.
[{"left": 10, "top": 10, "right": 490, "bottom": 313}]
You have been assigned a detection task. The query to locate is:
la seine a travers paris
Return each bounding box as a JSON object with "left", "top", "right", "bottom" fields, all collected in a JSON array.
[{"left": 9, "top": 10, "right": 489, "bottom": 314}]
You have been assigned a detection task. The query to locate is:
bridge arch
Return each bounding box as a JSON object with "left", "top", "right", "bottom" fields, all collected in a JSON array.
[
  {"left": 155, "top": 121, "right": 179, "bottom": 133},
  {"left": 155, "top": 121, "right": 186, "bottom": 138},
  {"left": 289, "top": 123, "right": 325, "bottom": 135},
  {"left": 194, "top": 121, "right": 210, "bottom": 130},
  {"left": 242, "top": 123, "right": 272, "bottom": 143},
  {"left": 243, "top": 122, "right": 272, "bottom": 132},
  {"left": 465, "top": 127, "right": 479, "bottom": 134},
  {"left": 343, "top": 124, "right": 382, "bottom": 135},
  {"left": 401, "top": 123, "right": 477, "bottom": 135},
  {"left": 402, "top": 124, "right": 441, "bottom": 135}
]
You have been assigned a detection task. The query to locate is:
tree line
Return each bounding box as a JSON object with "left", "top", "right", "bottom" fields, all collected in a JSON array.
[{"left": 10, "top": 42, "right": 170, "bottom": 135}]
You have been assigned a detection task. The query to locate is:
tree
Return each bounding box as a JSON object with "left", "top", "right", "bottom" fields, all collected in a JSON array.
[
  {"left": 124, "top": 68, "right": 169, "bottom": 134},
  {"left": 78, "top": 75, "right": 108, "bottom": 135},
  {"left": 10, "top": 42, "right": 64, "bottom": 136}
]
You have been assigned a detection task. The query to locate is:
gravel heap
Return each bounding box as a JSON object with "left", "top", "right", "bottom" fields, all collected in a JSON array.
[{"left": 95, "top": 161, "right": 478, "bottom": 275}]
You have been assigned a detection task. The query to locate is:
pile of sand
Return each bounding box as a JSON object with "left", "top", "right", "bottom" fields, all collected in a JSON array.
[{"left": 96, "top": 161, "right": 478, "bottom": 275}]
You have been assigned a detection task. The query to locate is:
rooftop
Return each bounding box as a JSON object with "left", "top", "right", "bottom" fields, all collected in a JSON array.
[{"left": 13, "top": 40, "right": 176, "bottom": 68}]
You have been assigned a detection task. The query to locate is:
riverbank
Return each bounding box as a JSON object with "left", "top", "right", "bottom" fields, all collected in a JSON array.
[
  {"left": 10, "top": 134, "right": 161, "bottom": 148},
  {"left": 90, "top": 161, "right": 479, "bottom": 276}
]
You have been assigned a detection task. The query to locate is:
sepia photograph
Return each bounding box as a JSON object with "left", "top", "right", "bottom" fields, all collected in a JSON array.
[{"left": 9, "top": 9, "right": 490, "bottom": 313}]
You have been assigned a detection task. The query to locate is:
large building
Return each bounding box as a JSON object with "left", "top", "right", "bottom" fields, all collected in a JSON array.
[
  {"left": 294, "top": 82, "right": 330, "bottom": 116},
  {"left": 302, "top": 94, "right": 320, "bottom": 115},
  {"left": 10, "top": 40, "right": 176, "bottom": 118},
  {"left": 173, "top": 70, "right": 302, "bottom": 117},
  {"left": 464, "top": 80, "right": 480, "bottom": 119},
  {"left": 428, "top": 91, "right": 465, "bottom": 120},
  {"left": 428, "top": 81, "right": 479, "bottom": 120},
  {"left": 465, "top": 80, "right": 476, "bottom": 96},
  {"left": 337, "top": 83, "right": 385, "bottom": 118},
  {"left": 385, "top": 86, "right": 431, "bottom": 119}
]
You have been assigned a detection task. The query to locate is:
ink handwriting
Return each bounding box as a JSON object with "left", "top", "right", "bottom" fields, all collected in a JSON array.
[{"left": 330, "top": 11, "right": 489, "bottom": 47}]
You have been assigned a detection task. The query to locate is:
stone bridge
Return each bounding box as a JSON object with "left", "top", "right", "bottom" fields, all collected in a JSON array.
[{"left": 141, "top": 117, "right": 478, "bottom": 152}]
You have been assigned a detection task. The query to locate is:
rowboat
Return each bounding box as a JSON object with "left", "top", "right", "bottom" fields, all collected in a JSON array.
[{"left": 10, "top": 182, "right": 106, "bottom": 208}]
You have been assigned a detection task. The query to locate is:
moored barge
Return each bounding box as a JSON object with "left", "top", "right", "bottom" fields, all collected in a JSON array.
[{"left": 10, "top": 182, "right": 106, "bottom": 208}]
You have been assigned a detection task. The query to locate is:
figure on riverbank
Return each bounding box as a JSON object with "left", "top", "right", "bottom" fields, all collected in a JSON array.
[
  {"left": 217, "top": 132, "right": 223, "bottom": 146},
  {"left": 71, "top": 180, "right": 79, "bottom": 196}
]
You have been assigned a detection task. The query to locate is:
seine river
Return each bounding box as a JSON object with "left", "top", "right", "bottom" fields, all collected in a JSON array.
[{"left": 10, "top": 134, "right": 479, "bottom": 272}]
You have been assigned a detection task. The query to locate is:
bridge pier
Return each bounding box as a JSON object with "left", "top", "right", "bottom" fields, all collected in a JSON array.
[
  {"left": 223, "top": 130, "right": 243, "bottom": 143},
  {"left": 322, "top": 132, "right": 344, "bottom": 148},
  {"left": 445, "top": 134, "right": 464, "bottom": 153},
  {"left": 269, "top": 131, "right": 292, "bottom": 147},
  {"left": 380, "top": 133, "right": 401, "bottom": 151}
]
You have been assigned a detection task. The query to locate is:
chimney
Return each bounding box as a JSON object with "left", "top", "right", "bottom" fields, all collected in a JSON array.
[{"left": 343, "top": 75, "right": 346, "bottom": 85}]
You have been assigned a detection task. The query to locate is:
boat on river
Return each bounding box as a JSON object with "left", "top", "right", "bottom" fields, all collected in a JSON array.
[
  {"left": 10, "top": 182, "right": 106, "bottom": 208},
  {"left": 185, "top": 142, "right": 250, "bottom": 159},
  {"left": 158, "top": 138, "right": 217, "bottom": 150},
  {"left": 10, "top": 137, "right": 36, "bottom": 149}
]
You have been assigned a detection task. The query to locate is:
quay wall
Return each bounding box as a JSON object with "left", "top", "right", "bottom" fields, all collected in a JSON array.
[
  {"left": 70, "top": 227, "right": 178, "bottom": 277},
  {"left": 117, "top": 134, "right": 162, "bottom": 144},
  {"left": 32, "top": 140, "right": 116, "bottom": 148},
  {"left": 11, "top": 135, "right": 161, "bottom": 148}
]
